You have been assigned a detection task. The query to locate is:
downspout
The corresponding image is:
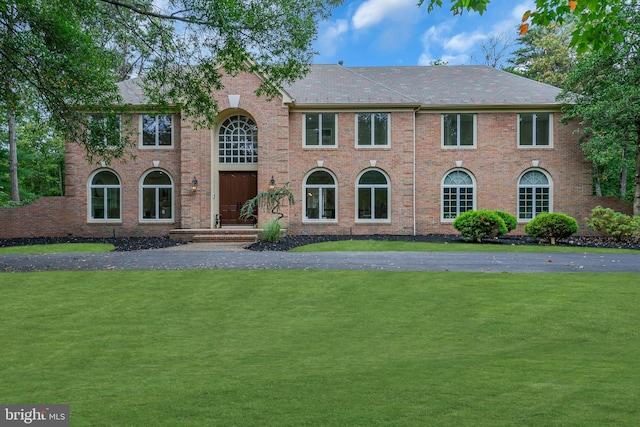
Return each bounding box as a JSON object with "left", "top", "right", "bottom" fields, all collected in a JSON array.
[{"left": 413, "top": 107, "right": 419, "bottom": 236}]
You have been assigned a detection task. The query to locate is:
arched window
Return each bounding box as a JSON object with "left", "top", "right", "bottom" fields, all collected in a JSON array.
[
  {"left": 357, "top": 169, "right": 389, "bottom": 220},
  {"left": 442, "top": 170, "right": 475, "bottom": 220},
  {"left": 218, "top": 115, "right": 258, "bottom": 163},
  {"left": 89, "top": 170, "right": 121, "bottom": 220},
  {"left": 304, "top": 170, "right": 336, "bottom": 221},
  {"left": 518, "top": 169, "right": 551, "bottom": 220},
  {"left": 141, "top": 170, "right": 173, "bottom": 220}
]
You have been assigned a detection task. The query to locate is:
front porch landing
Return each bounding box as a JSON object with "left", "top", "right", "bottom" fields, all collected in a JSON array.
[{"left": 169, "top": 227, "right": 259, "bottom": 244}]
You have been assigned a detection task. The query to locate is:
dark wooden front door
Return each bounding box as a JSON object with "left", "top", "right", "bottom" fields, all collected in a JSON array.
[{"left": 219, "top": 171, "right": 258, "bottom": 225}]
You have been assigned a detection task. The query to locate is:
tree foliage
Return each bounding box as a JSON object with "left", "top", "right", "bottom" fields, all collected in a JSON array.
[
  {"left": 506, "top": 20, "right": 578, "bottom": 87},
  {"left": 418, "top": 0, "right": 633, "bottom": 54},
  {"left": 559, "top": 3, "right": 640, "bottom": 214},
  {"left": 1, "top": 0, "right": 342, "bottom": 162}
]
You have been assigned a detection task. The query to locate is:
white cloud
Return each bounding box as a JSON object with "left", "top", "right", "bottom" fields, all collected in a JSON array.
[
  {"left": 352, "top": 0, "right": 416, "bottom": 30},
  {"left": 317, "top": 19, "right": 350, "bottom": 58}
]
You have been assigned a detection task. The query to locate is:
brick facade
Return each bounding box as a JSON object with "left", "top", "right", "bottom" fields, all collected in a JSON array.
[{"left": 0, "top": 66, "right": 632, "bottom": 239}]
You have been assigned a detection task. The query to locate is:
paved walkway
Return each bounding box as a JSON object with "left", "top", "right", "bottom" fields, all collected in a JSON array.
[{"left": 1, "top": 242, "right": 639, "bottom": 273}]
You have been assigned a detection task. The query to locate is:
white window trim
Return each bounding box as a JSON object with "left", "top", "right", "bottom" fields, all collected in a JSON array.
[
  {"left": 139, "top": 169, "right": 175, "bottom": 222},
  {"left": 87, "top": 169, "right": 122, "bottom": 223},
  {"left": 440, "top": 168, "right": 476, "bottom": 222},
  {"left": 441, "top": 113, "right": 477, "bottom": 149},
  {"left": 302, "top": 169, "right": 338, "bottom": 223},
  {"left": 303, "top": 113, "right": 338, "bottom": 148},
  {"left": 517, "top": 168, "right": 553, "bottom": 222},
  {"left": 355, "top": 168, "right": 391, "bottom": 223},
  {"left": 139, "top": 114, "right": 174, "bottom": 149},
  {"left": 517, "top": 113, "right": 553, "bottom": 148},
  {"left": 355, "top": 113, "right": 391, "bottom": 148}
]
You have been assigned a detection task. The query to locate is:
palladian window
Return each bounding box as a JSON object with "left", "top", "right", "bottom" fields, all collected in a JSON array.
[
  {"left": 518, "top": 169, "right": 551, "bottom": 220},
  {"left": 357, "top": 169, "right": 389, "bottom": 220},
  {"left": 442, "top": 170, "right": 475, "bottom": 220},
  {"left": 141, "top": 170, "right": 173, "bottom": 221},
  {"left": 304, "top": 170, "right": 337, "bottom": 220}
]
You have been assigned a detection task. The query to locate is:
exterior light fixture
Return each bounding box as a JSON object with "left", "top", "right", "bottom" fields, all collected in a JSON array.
[
  {"left": 191, "top": 176, "right": 198, "bottom": 192},
  {"left": 269, "top": 176, "right": 276, "bottom": 189}
]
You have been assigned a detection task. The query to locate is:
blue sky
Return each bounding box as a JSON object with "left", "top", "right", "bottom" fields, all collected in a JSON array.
[{"left": 313, "top": 0, "right": 535, "bottom": 67}]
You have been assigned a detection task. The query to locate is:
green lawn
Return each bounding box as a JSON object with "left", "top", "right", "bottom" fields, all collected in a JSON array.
[
  {"left": 1, "top": 270, "right": 638, "bottom": 426},
  {"left": 0, "top": 243, "right": 114, "bottom": 254},
  {"left": 291, "top": 239, "right": 639, "bottom": 254}
]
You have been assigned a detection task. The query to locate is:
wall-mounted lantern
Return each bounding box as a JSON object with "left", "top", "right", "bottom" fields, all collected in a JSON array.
[
  {"left": 191, "top": 176, "right": 198, "bottom": 192},
  {"left": 269, "top": 176, "right": 276, "bottom": 190}
]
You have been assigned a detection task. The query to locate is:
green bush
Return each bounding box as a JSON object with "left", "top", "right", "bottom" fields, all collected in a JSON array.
[
  {"left": 493, "top": 210, "right": 517, "bottom": 232},
  {"left": 262, "top": 219, "right": 282, "bottom": 243},
  {"left": 452, "top": 210, "right": 508, "bottom": 242},
  {"left": 585, "top": 206, "right": 640, "bottom": 241},
  {"left": 524, "top": 213, "right": 578, "bottom": 244}
]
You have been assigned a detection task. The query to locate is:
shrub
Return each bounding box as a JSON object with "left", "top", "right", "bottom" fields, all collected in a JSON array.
[
  {"left": 585, "top": 206, "right": 640, "bottom": 241},
  {"left": 452, "top": 210, "right": 507, "bottom": 242},
  {"left": 524, "top": 213, "right": 578, "bottom": 245},
  {"left": 493, "top": 210, "right": 517, "bottom": 232},
  {"left": 262, "top": 218, "right": 282, "bottom": 243}
]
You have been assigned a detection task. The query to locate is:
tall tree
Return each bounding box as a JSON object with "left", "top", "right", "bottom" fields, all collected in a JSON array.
[
  {"left": 559, "top": 3, "right": 640, "bottom": 214},
  {"left": 506, "top": 20, "right": 578, "bottom": 87},
  {"left": 1, "top": 0, "right": 341, "bottom": 200}
]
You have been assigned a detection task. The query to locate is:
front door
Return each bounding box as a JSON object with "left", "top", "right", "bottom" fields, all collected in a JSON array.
[{"left": 219, "top": 171, "right": 258, "bottom": 225}]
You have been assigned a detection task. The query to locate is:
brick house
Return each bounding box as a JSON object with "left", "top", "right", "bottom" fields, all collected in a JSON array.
[{"left": 2, "top": 64, "right": 628, "bottom": 239}]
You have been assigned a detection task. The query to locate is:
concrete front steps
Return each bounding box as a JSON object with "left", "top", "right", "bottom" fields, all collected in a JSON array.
[{"left": 169, "top": 227, "right": 259, "bottom": 244}]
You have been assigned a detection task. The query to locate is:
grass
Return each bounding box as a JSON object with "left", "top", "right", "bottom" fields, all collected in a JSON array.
[
  {"left": 1, "top": 270, "right": 639, "bottom": 426},
  {"left": 290, "top": 239, "right": 639, "bottom": 254},
  {"left": 0, "top": 243, "right": 114, "bottom": 255}
]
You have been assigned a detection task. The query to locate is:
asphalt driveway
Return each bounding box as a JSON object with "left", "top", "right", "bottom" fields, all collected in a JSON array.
[{"left": 1, "top": 244, "right": 639, "bottom": 273}]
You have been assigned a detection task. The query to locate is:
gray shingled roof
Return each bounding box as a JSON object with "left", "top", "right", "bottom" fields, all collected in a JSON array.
[
  {"left": 117, "top": 64, "right": 564, "bottom": 108},
  {"left": 284, "top": 64, "right": 563, "bottom": 107}
]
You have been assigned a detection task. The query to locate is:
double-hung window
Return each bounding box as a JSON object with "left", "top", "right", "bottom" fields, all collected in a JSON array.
[
  {"left": 304, "top": 113, "right": 336, "bottom": 147},
  {"left": 142, "top": 114, "right": 172, "bottom": 147},
  {"left": 519, "top": 113, "right": 551, "bottom": 147},
  {"left": 88, "top": 114, "right": 121, "bottom": 148},
  {"left": 357, "top": 113, "right": 389, "bottom": 147},
  {"left": 443, "top": 114, "right": 475, "bottom": 147}
]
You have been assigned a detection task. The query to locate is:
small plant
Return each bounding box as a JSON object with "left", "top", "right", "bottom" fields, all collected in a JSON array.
[
  {"left": 493, "top": 210, "right": 517, "bottom": 232},
  {"left": 452, "top": 210, "right": 507, "bottom": 242},
  {"left": 262, "top": 218, "right": 282, "bottom": 243},
  {"left": 525, "top": 212, "right": 578, "bottom": 245},
  {"left": 586, "top": 206, "right": 640, "bottom": 241}
]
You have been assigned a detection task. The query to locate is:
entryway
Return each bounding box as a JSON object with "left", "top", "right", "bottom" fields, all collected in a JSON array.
[{"left": 218, "top": 171, "right": 257, "bottom": 226}]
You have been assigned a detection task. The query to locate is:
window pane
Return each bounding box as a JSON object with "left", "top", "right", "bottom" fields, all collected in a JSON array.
[
  {"left": 443, "top": 114, "right": 457, "bottom": 146},
  {"left": 142, "top": 188, "right": 156, "bottom": 219},
  {"left": 142, "top": 115, "right": 156, "bottom": 146},
  {"left": 305, "top": 114, "right": 320, "bottom": 146},
  {"left": 307, "top": 171, "right": 334, "bottom": 185},
  {"left": 519, "top": 114, "right": 534, "bottom": 146},
  {"left": 158, "top": 115, "right": 172, "bottom": 146},
  {"left": 358, "top": 114, "right": 372, "bottom": 145},
  {"left": 374, "top": 114, "right": 388, "bottom": 145},
  {"left": 306, "top": 188, "right": 320, "bottom": 219},
  {"left": 374, "top": 187, "right": 388, "bottom": 219},
  {"left": 459, "top": 114, "right": 474, "bottom": 146},
  {"left": 159, "top": 188, "right": 172, "bottom": 219},
  {"left": 322, "top": 114, "right": 336, "bottom": 146},
  {"left": 91, "top": 188, "right": 105, "bottom": 219},
  {"left": 107, "top": 188, "right": 120, "bottom": 219},
  {"left": 144, "top": 171, "right": 171, "bottom": 185},
  {"left": 536, "top": 113, "right": 550, "bottom": 146},
  {"left": 519, "top": 188, "right": 534, "bottom": 219},
  {"left": 323, "top": 188, "right": 335, "bottom": 218},
  {"left": 358, "top": 188, "right": 372, "bottom": 219},
  {"left": 93, "top": 171, "right": 119, "bottom": 185},
  {"left": 359, "top": 170, "right": 386, "bottom": 185}
]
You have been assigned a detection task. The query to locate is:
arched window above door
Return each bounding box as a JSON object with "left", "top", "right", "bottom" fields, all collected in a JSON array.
[{"left": 218, "top": 115, "right": 258, "bottom": 164}]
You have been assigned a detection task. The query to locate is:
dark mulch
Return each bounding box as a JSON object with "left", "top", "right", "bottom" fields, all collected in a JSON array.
[
  {"left": 0, "top": 236, "right": 187, "bottom": 252},
  {"left": 1, "top": 234, "right": 639, "bottom": 252},
  {"left": 246, "top": 234, "right": 640, "bottom": 252}
]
